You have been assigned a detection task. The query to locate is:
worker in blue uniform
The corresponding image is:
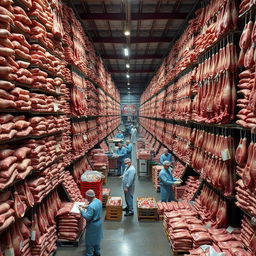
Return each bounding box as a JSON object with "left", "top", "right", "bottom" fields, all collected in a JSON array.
[
  {"left": 79, "top": 190, "right": 103, "bottom": 256},
  {"left": 159, "top": 161, "right": 182, "bottom": 202},
  {"left": 125, "top": 140, "right": 132, "bottom": 159},
  {"left": 116, "top": 142, "right": 127, "bottom": 176},
  {"left": 160, "top": 148, "right": 173, "bottom": 165},
  {"left": 121, "top": 158, "right": 136, "bottom": 216},
  {"left": 115, "top": 130, "right": 124, "bottom": 139}
]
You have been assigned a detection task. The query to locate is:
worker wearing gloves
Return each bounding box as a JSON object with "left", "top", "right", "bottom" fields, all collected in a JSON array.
[
  {"left": 115, "top": 130, "right": 124, "bottom": 139},
  {"left": 160, "top": 148, "right": 173, "bottom": 165},
  {"left": 130, "top": 126, "right": 137, "bottom": 144},
  {"left": 159, "top": 161, "right": 182, "bottom": 202},
  {"left": 125, "top": 140, "right": 132, "bottom": 159},
  {"left": 79, "top": 190, "right": 103, "bottom": 256},
  {"left": 121, "top": 158, "right": 136, "bottom": 216},
  {"left": 116, "top": 142, "right": 127, "bottom": 176}
]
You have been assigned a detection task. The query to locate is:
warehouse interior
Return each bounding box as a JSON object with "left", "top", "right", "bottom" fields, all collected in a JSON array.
[{"left": 0, "top": 0, "right": 256, "bottom": 256}]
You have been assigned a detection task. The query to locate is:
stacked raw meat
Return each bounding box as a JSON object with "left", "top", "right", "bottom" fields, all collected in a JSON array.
[
  {"left": 152, "top": 165, "right": 162, "bottom": 191},
  {"left": 181, "top": 176, "right": 201, "bottom": 201},
  {"left": 0, "top": 217, "right": 32, "bottom": 255},
  {"left": 57, "top": 202, "right": 86, "bottom": 241},
  {"left": 27, "top": 162, "right": 65, "bottom": 203},
  {"left": 30, "top": 191, "right": 61, "bottom": 256},
  {"left": 172, "top": 161, "right": 186, "bottom": 178},
  {"left": 241, "top": 215, "right": 256, "bottom": 254},
  {"left": 193, "top": 185, "right": 228, "bottom": 228},
  {"left": 62, "top": 171, "right": 86, "bottom": 202},
  {"left": 157, "top": 200, "right": 192, "bottom": 217},
  {"left": 137, "top": 197, "right": 157, "bottom": 209},
  {"left": 72, "top": 156, "right": 91, "bottom": 184}
]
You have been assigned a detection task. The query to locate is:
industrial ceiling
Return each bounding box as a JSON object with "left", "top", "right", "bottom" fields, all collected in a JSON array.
[{"left": 70, "top": 0, "right": 197, "bottom": 95}]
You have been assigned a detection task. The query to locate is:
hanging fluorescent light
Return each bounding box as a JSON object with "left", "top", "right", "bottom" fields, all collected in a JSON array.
[
  {"left": 126, "top": 63, "right": 130, "bottom": 69},
  {"left": 127, "top": 82, "right": 130, "bottom": 86},
  {"left": 128, "top": 87, "right": 130, "bottom": 90},
  {"left": 124, "top": 48, "right": 129, "bottom": 56},
  {"left": 126, "top": 74, "right": 130, "bottom": 78},
  {"left": 124, "top": 30, "right": 130, "bottom": 36}
]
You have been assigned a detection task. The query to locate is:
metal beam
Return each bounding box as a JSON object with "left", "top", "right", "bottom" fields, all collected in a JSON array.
[
  {"left": 93, "top": 36, "right": 172, "bottom": 44},
  {"left": 80, "top": 12, "right": 188, "bottom": 20},
  {"left": 102, "top": 54, "right": 162, "bottom": 59},
  {"left": 110, "top": 69, "right": 154, "bottom": 73}
]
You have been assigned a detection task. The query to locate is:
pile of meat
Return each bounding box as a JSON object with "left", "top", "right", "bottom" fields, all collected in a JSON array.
[
  {"left": 62, "top": 171, "right": 86, "bottom": 202},
  {"left": 137, "top": 197, "right": 157, "bottom": 209},
  {"left": 107, "top": 197, "right": 122, "bottom": 206},
  {"left": 72, "top": 156, "right": 91, "bottom": 184},
  {"left": 30, "top": 191, "right": 61, "bottom": 256},
  {"left": 0, "top": 217, "right": 32, "bottom": 255},
  {"left": 193, "top": 185, "right": 228, "bottom": 228},
  {"left": 172, "top": 161, "right": 187, "bottom": 178},
  {"left": 181, "top": 176, "right": 201, "bottom": 201},
  {"left": 57, "top": 202, "right": 86, "bottom": 241},
  {"left": 152, "top": 165, "right": 162, "bottom": 191}
]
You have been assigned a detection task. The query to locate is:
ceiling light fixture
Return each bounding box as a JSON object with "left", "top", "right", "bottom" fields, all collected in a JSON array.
[
  {"left": 124, "top": 30, "right": 130, "bottom": 36},
  {"left": 126, "top": 74, "right": 130, "bottom": 78},
  {"left": 124, "top": 48, "right": 129, "bottom": 57},
  {"left": 126, "top": 63, "right": 130, "bottom": 69},
  {"left": 127, "top": 82, "right": 130, "bottom": 86},
  {"left": 128, "top": 88, "right": 130, "bottom": 90}
]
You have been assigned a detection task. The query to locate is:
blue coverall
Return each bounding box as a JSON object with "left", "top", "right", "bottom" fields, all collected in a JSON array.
[
  {"left": 116, "top": 146, "right": 127, "bottom": 175},
  {"left": 160, "top": 153, "right": 173, "bottom": 164},
  {"left": 116, "top": 133, "right": 124, "bottom": 139},
  {"left": 80, "top": 198, "right": 103, "bottom": 256},
  {"left": 125, "top": 143, "right": 132, "bottom": 159},
  {"left": 122, "top": 165, "right": 136, "bottom": 213},
  {"left": 159, "top": 167, "right": 177, "bottom": 202}
]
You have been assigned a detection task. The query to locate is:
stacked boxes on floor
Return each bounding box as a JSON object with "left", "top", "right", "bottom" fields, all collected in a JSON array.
[{"left": 105, "top": 197, "right": 122, "bottom": 221}]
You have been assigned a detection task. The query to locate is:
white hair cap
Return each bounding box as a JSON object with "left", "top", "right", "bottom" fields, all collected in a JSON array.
[
  {"left": 163, "top": 161, "right": 171, "bottom": 166},
  {"left": 124, "top": 158, "right": 132, "bottom": 163},
  {"left": 86, "top": 189, "right": 95, "bottom": 197}
]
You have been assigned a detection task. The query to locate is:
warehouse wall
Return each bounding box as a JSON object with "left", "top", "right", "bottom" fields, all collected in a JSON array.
[{"left": 120, "top": 93, "right": 140, "bottom": 121}]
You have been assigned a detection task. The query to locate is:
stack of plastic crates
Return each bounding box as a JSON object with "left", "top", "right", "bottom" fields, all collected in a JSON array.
[{"left": 80, "top": 180, "right": 103, "bottom": 201}]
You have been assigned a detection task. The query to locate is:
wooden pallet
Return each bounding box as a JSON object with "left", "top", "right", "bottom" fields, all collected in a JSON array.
[
  {"left": 57, "top": 228, "right": 85, "bottom": 247},
  {"left": 105, "top": 197, "right": 122, "bottom": 221},
  {"left": 102, "top": 194, "right": 109, "bottom": 207},
  {"left": 137, "top": 197, "right": 159, "bottom": 221}
]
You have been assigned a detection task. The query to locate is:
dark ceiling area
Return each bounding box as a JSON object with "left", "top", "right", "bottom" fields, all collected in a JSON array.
[{"left": 71, "top": 0, "right": 197, "bottom": 95}]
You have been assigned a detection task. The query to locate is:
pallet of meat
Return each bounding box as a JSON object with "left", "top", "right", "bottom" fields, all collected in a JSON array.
[
  {"left": 105, "top": 197, "right": 122, "bottom": 221},
  {"left": 102, "top": 188, "right": 110, "bottom": 207},
  {"left": 152, "top": 165, "right": 162, "bottom": 192},
  {"left": 137, "top": 197, "right": 158, "bottom": 221},
  {"left": 57, "top": 202, "right": 87, "bottom": 247}
]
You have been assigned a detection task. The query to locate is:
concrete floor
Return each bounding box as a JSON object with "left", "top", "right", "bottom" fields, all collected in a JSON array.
[
  {"left": 56, "top": 142, "right": 171, "bottom": 256},
  {"left": 56, "top": 177, "right": 171, "bottom": 256}
]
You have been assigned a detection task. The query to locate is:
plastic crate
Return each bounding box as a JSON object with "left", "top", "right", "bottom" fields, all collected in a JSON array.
[{"left": 80, "top": 180, "right": 103, "bottom": 201}]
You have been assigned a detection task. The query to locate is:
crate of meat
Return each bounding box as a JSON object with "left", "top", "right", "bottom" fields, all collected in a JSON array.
[
  {"left": 102, "top": 188, "right": 110, "bottom": 207},
  {"left": 137, "top": 197, "right": 159, "bottom": 221},
  {"left": 105, "top": 197, "right": 122, "bottom": 221},
  {"left": 80, "top": 171, "right": 103, "bottom": 201},
  {"left": 174, "top": 185, "right": 186, "bottom": 200}
]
